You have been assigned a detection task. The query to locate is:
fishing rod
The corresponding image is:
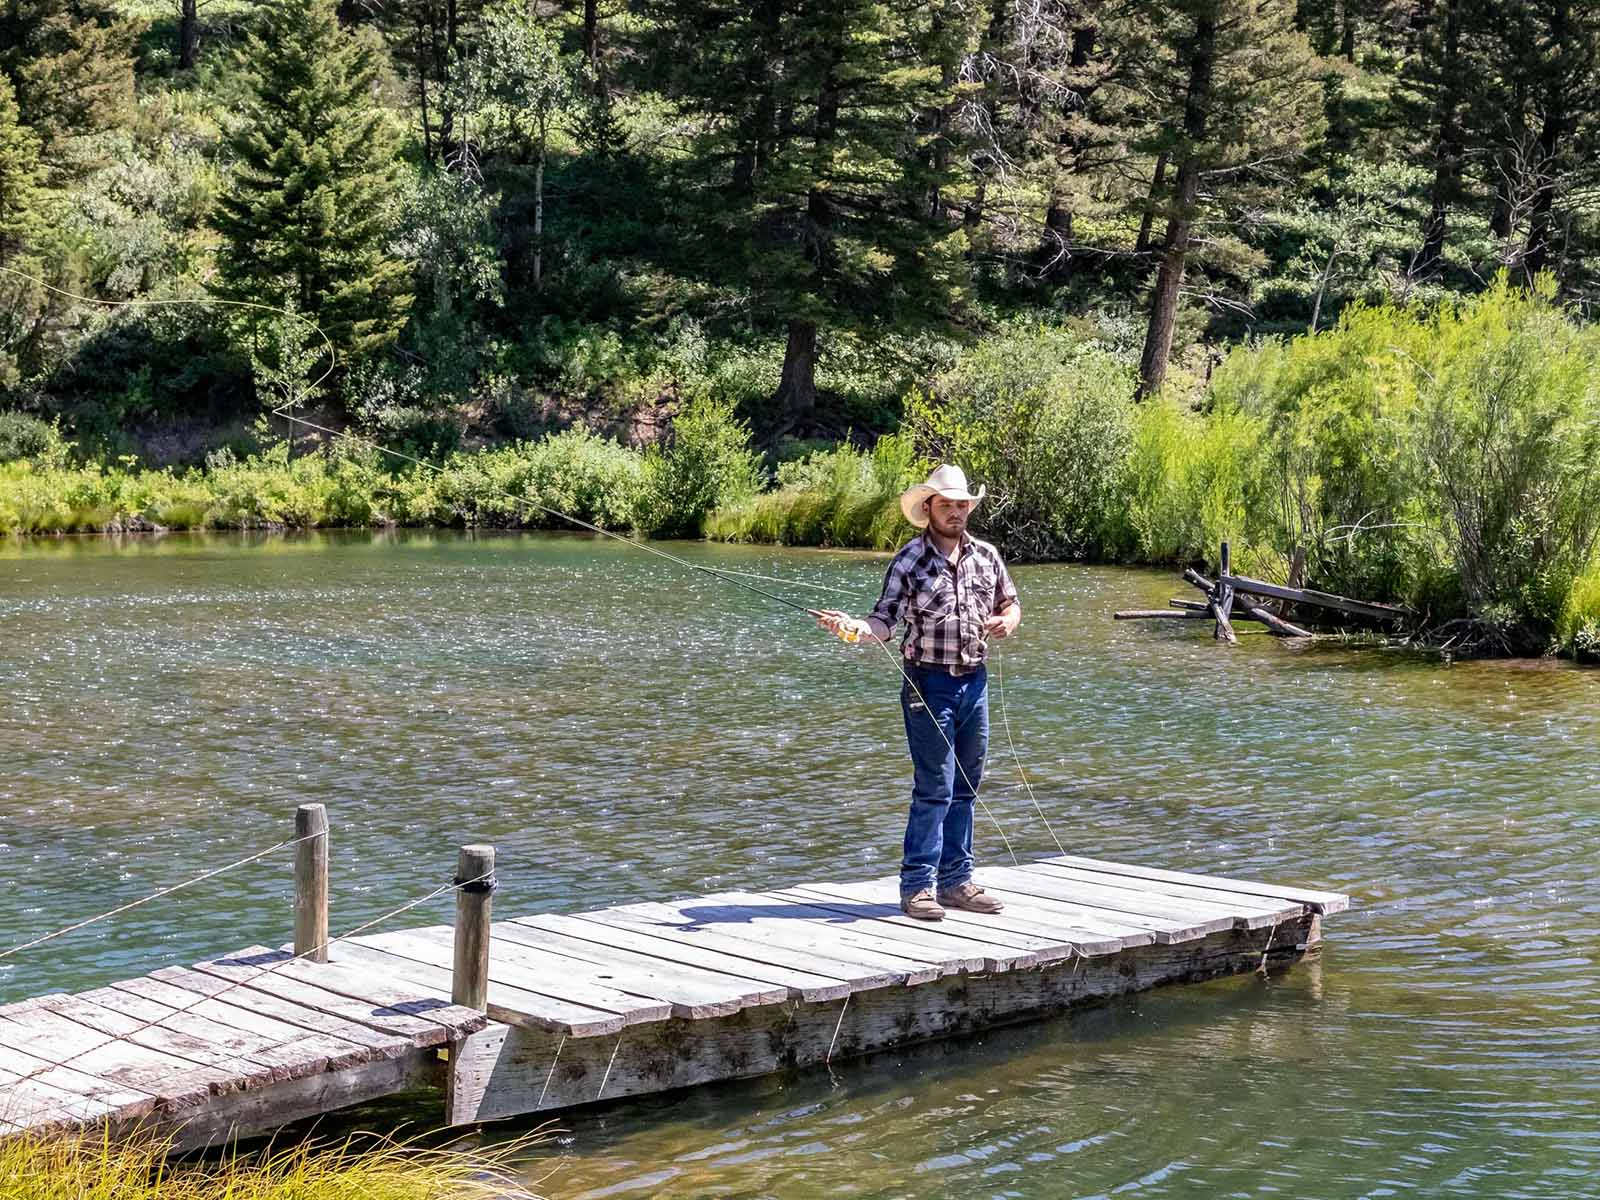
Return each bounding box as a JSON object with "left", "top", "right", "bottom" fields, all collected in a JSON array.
[
  {"left": 0, "top": 265, "right": 865, "bottom": 619},
  {"left": 1, "top": 267, "right": 1049, "bottom": 858}
]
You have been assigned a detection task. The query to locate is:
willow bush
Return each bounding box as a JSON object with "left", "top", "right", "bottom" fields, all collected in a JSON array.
[{"left": 905, "top": 327, "right": 1138, "bottom": 561}]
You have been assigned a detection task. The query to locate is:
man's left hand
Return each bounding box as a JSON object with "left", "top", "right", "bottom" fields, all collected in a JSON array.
[{"left": 983, "top": 607, "right": 1020, "bottom": 640}]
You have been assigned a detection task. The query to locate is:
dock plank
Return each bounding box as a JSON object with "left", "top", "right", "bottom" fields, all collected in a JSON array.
[
  {"left": 471, "top": 923, "right": 790, "bottom": 1016},
  {"left": 777, "top": 885, "right": 1078, "bottom": 963},
  {"left": 0, "top": 1006, "right": 233, "bottom": 1108},
  {"left": 799, "top": 878, "right": 1143, "bottom": 954},
  {"left": 191, "top": 947, "right": 484, "bottom": 1048},
  {"left": 0, "top": 1042, "right": 155, "bottom": 1130},
  {"left": 978, "top": 867, "right": 1235, "bottom": 942},
  {"left": 515, "top": 912, "right": 853, "bottom": 1003},
  {"left": 77, "top": 985, "right": 374, "bottom": 1080},
  {"left": 750, "top": 890, "right": 1024, "bottom": 972},
  {"left": 37, "top": 992, "right": 294, "bottom": 1090},
  {"left": 354, "top": 927, "right": 742, "bottom": 1019},
  {"left": 328, "top": 939, "right": 644, "bottom": 1036},
  {"left": 1037, "top": 855, "right": 1352, "bottom": 914},
  {"left": 614, "top": 894, "right": 964, "bottom": 981},
  {"left": 1024, "top": 861, "right": 1305, "bottom": 927},
  {"left": 349, "top": 929, "right": 687, "bottom": 1021},
  {"left": 110, "top": 975, "right": 384, "bottom": 1064},
  {"left": 142, "top": 967, "right": 414, "bottom": 1060},
  {"left": 0, "top": 1062, "right": 137, "bottom": 1132},
  {"left": 568, "top": 906, "right": 918, "bottom": 990}
]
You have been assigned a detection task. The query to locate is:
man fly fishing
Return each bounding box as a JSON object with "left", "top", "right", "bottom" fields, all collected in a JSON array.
[{"left": 815, "top": 465, "right": 1021, "bottom": 921}]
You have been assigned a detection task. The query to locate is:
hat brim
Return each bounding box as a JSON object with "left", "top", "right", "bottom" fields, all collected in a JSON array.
[{"left": 900, "top": 483, "right": 986, "bottom": 528}]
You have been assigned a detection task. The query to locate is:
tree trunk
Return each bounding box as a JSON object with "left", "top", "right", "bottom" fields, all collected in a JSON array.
[
  {"left": 1340, "top": 0, "right": 1357, "bottom": 60},
  {"left": 416, "top": 21, "right": 434, "bottom": 165},
  {"left": 1134, "top": 151, "right": 1169, "bottom": 258},
  {"left": 1039, "top": 193, "right": 1072, "bottom": 272},
  {"left": 1489, "top": 162, "right": 1515, "bottom": 239},
  {"left": 1522, "top": 1, "right": 1571, "bottom": 279},
  {"left": 1137, "top": 162, "right": 1201, "bottom": 399},
  {"left": 534, "top": 129, "right": 546, "bottom": 290},
  {"left": 584, "top": 0, "right": 599, "bottom": 71},
  {"left": 775, "top": 318, "right": 817, "bottom": 427},
  {"left": 177, "top": 0, "right": 200, "bottom": 68},
  {"left": 1136, "top": 11, "right": 1215, "bottom": 400},
  {"left": 1522, "top": 110, "right": 1563, "bottom": 279},
  {"left": 1414, "top": 0, "right": 1461, "bottom": 277}
]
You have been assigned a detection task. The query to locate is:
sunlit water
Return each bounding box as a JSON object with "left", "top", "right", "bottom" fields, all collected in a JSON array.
[{"left": 3, "top": 531, "right": 1598, "bottom": 1198}]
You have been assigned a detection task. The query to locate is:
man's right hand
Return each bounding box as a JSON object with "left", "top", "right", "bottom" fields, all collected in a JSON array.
[{"left": 814, "top": 609, "right": 870, "bottom": 642}]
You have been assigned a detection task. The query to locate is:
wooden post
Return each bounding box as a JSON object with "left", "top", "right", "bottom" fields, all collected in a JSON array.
[
  {"left": 294, "top": 803, "right": 329, "bottom": 963},
  {"left": 1211, "top": 541, "right": 1237, "bottom": 644},
  {"left": 452, "top": 845, "right": 496, "bottom": 1013}
]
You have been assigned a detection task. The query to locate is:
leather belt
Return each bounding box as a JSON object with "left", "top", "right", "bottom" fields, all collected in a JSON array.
[{"left": 906, "top": 660, "right": 982, "bottom": 678}]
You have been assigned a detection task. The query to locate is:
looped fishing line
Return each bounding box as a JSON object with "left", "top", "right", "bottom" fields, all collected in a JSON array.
[{"left": 0, "top": 267, "right": 1052, "bottom": 891}]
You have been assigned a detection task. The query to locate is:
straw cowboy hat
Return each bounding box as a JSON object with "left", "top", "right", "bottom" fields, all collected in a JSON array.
[{"left": 900, "top": 464, "right": 986, "bottom": 528}]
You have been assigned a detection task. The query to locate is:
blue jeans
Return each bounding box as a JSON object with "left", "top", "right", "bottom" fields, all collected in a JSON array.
[{"left": 899, "top": 664, "right": 988, "bottom": 898}]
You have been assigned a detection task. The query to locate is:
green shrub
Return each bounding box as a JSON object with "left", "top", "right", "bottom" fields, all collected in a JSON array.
[
  {"left": 707, "top": 432, "right": 919, "bottom": 549},
  {"left": 1413, "top": 279, "right": 1600, "bottom": 630},
  {"left": 0, "top": 412, "right": 68, "bottom": 464},
  {"left": 1207, "top": 305, "right": 1446, "bottom": 599},
  {"left": 906, "top": 326, "right": 1137, "bottom": 560},
  {"left": 640, "top": 393, "right": 762, "bottom": 537},
  {"left": 403, "top": 427, "right": 646, "bottom": 529},
  {"left": 1556, "top": 563, "right": 1600, "bottom": 661},
  {"left": 1123, "top": 397, "right": 1260, "bottom": 565}
]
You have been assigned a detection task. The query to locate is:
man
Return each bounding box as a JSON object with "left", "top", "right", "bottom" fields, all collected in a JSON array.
[{"left": 815, "top": 464, "right": 1021, "bottom": 921}]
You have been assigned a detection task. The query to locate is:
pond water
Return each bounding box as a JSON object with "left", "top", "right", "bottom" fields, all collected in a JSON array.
[{"left": 3, "top": 531, "right": 1597, "bottom": 1198}]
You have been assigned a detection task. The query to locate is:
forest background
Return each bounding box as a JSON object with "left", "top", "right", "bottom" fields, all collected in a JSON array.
[{"left": 2, "top": 0, "right": 1600, "bottom": 657}]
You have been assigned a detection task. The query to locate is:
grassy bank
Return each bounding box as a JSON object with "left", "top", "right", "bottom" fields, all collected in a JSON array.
[
  {"left": 708, "top": 284, "right": 1600, "bottom": 660},
  {"left": 0, "top": 395, "right": 759, "bottom": 540},
  {"left": 0, "top": 1128, "right": 541, "bottom": 1200},
  {"left": 5, "top": 284, "right": 1598, "bottom": 659}
]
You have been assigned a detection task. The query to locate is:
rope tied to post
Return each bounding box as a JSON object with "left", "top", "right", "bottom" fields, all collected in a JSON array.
[{"left": 0, "top": 828, "right": 327, "bottom": 963}]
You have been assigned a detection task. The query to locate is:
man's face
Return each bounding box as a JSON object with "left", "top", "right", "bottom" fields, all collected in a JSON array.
[{"left": 926, "top": 495, "right": 972, "bottom": 538}]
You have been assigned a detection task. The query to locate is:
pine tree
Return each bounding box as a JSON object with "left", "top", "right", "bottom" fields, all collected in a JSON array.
[
  {"left": 214, "top": 0, "right": 412, "bottom": 365},
  {"left": 0, "top": 72, "right": 43, "bottom": 260},
  {"left": 650, "top": 0, "right": 979, "bottom": 426},
  {"left": 1512, "top": 1, "right": 1600, "bottom": 278},
  {"left": 0, "top": 0, "right": 137, "bottom": 178},
  {"left": 1131, "top": 0, "right": 1324, "bottom": 397}
]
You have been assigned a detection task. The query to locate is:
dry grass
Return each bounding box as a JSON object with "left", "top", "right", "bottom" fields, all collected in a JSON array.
[{"left": 0, "top": 1126, "right": 549, "bottom": 1200}]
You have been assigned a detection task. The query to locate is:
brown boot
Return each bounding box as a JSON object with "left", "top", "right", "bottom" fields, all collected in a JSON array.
[
  {"left": 938, "top": 881, "right": 1005, "bottom": 914},
  {"left": 901, "top": 889, "right": 945, "bottom": 921}
]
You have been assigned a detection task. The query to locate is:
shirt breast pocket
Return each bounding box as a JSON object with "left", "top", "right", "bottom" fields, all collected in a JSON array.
[
  {"left": 914, "top": 576, "right": 953, "bottom": 618},
  {"left": 969, "top": 566, "right": 997, "bottom": 613}
]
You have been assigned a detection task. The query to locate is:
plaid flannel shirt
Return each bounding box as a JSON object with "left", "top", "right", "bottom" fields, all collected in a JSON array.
[{"left": 869, "top": 534, "right": 1018, "bottom": 667}]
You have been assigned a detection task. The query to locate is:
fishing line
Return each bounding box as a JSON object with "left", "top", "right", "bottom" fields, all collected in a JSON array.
[
  {"left": 1, "top": 268, "right": 1046, "bottom": 866},
  {"left": 0, "top": 266, "right": 851, "bottom": 619}
]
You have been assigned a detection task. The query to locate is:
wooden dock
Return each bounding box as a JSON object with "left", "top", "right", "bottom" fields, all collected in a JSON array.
[{"left": 0, "top": 822, "right": 1348, "bottom": 1150}]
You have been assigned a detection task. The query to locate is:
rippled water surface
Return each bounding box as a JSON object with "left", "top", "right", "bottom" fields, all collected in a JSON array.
[{"left": 4, "top": 531, "right": 1598, "bottom": 1198}]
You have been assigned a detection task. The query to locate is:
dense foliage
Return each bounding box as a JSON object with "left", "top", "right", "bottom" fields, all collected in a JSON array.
[
  {"left": 4, "top": 0, "right": 1600, "bottom": 657},
  {"left": 8, "top": 0, "right": 1600, "bottom": 444}
]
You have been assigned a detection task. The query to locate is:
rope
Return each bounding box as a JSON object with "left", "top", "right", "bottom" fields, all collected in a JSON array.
[
  {"left": 0, "top": 830, "right": 325, "bottom": 962},
  {"left": 10, "top": 867, "right": 496, "bottom": 1090},
  {"left": 994, "top": 645, "right": 1065, "bottom": 856},
  {"left": 824, "top": 993, "right": 850, "bottom": 1064},
  {"left": 595, "top": 1033, "right": 623, "bottom": 1100},
  {"left": 535, "top": 1033, "right": 566, "bottom": 1109}
]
